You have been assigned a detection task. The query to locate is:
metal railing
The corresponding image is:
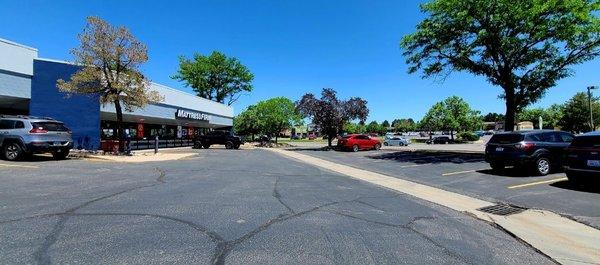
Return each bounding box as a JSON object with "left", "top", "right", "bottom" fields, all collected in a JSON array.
[{"left": 101, "top": 138, "right": 195, "bottom": 151}]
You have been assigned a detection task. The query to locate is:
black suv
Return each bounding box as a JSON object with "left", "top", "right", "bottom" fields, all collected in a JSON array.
[
  {"left": 485, "top": 130, "right": 574, "bottom": 175},
  {"left": 565, "top": 132, "right": 600, "bottom": 184},
  {"left": 193, "top": 130, "right": 243, "bottom": 149},
  {"left": 426, "top": 136, "right": 451, "bottom": 144}
]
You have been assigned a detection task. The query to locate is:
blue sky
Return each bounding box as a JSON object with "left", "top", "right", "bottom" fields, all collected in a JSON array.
[{"left": 1, "top": 0, "right": 599, "bottom": 122}]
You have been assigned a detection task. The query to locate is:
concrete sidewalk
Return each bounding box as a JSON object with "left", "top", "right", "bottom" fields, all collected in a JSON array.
[{"left": 268, "top": 148, "right": 600, "bottom": 265}]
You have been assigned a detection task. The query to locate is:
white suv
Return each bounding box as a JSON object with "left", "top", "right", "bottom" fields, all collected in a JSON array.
[{"left": 0, "top": 115, "right": 73, "bottom": 161}]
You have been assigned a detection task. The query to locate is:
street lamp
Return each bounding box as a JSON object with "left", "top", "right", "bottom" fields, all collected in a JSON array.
[{"left": 588, "top": 86, "right": 599, "bottom": 131}]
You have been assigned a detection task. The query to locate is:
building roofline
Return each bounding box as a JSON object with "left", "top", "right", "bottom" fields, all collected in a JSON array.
[
  {"left": 34, "top": 57, "right": 79, "bottom": 66},
  {"left": 150, "top": 82, "right": 232, "bottom": 109},
  {"left": 32, "top": 58, "right": 232, "bottom": 112},
  {"left": 0, "top": 37, "right": 38, "bottom": 52}
]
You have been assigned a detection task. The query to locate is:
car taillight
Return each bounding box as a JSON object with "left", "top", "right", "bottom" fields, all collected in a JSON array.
[
  {"left": 515, "top": 142, "right": 535, "bottom": 151},
  {"left": 29, "top": 127, "right": 48, "bottom": 134}
]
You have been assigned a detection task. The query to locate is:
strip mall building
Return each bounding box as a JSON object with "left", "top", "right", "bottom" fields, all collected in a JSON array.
[{"left": 0, "top": 38, "right": 233, "bottom": 150}]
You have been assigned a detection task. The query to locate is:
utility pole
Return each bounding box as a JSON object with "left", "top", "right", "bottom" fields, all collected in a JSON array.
[{"left": 588, "top": 86, "right": 598, "bottom": 131}]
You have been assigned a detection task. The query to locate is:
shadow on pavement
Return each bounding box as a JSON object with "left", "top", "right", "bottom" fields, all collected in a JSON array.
[
  {"left": 551, "top": 180, "right": 600, "bottom": 194},
  {"left": 476, "top": 168, "right": 535, "bottom": 178},
  {"left": 366, "top": 151, "right": 485, "bottom": 164}
]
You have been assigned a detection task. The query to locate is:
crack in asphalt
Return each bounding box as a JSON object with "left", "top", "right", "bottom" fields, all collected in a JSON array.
[
  {"left": 28, "top": 167, "right": 167, "bottom": 265},
  {"left": 68, "top": 212, "right": 224, "bottom": 242},
  {"left": 272, "top": 176, "right": 295, "bottom": 214},
  {"left": 321, "top": 209, "right": 474, "bottom": 265},
  {"left": 3, "top": 165, "right": 482, "bottom": 265}
]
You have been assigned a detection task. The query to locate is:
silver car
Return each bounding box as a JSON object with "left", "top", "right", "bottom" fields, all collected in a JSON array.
[
  {"left": 384, "top": 136, "right": 410, "bottom": 146},
  {"left": 0, "top": 115, "right": 73, "bottom": 161}
]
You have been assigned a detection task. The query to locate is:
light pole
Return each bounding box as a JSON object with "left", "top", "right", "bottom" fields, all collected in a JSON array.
[{"left": 588, "top": 86, "right": 599, "bottom": 131}]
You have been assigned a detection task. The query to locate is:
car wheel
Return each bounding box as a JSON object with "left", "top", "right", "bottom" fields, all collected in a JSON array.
[
  {"left": 52, "top": 150, "right": 69, "bottom": 160},
  {"left": 490, "top": 162, "right": 504, "bottom": 171},
  {"left": 352, "top": 145, "right": 359, "bottom": 152},
  {"left": 384, "top": 142, "right": 389, "bottom": 146},
  {"left": 374, "top": 143, "right": 381, "bottom": 150},
  {"left": 234, "top": 144, "right": 240, "bottom": 149},
  {"left": 399, "top": 142, "right": 405, "bottom": 146},
  {"left": 3, "top": 142, "right": 23, "bottom": 161},
  {"left": 534, "top": 157, "right": 551, "bottom": 176},
  {"left": 203, "top": 144, "right": 210, "bottom": 149},
  {"left": 225, "top": 141, "right": 234, "bottom": 149}
]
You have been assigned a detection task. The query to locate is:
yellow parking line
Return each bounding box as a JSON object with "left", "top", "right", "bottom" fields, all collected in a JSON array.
[
  {"left": 508, "top": 177, "right": 568, "bottom": 189},
  {"left": 442, "top": 169, "right": 486, "bottom": 176},
  {"left": 0, "top": 164, "right": 39, "bottom": 169}
]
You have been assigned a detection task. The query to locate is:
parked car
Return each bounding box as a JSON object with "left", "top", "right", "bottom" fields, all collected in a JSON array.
[
  {"left": 565, "top": 131, "right": 600, "bottom": 184},
  {"left": 0, "top": 115, "right": 73, "bottom": 161},
  {"left": 384, "top": 136, "right": 410, "bottom": 146},
  {"left": 193, "top": 130, "right": 243, "bottom": 149},
  {"left": 337, "top": 134, "right": 381, "bottom": 152},
  {"left": 426, "top": 136, "right": 451, "bottom": 144},
  {"left": 308, "top": 134, "right": 317, "bottom": 140},
  {"left": 485, "top": 130, "right": 574, "bottom": 175}
]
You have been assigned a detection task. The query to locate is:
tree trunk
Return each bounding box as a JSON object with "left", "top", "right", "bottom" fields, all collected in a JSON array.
[
  {"left": 114, "top": 99, "right": 124, "bottom": 152},
  {"left": 327, "top": 136, "right": 333, "bottom": 147},
  {"left": 504, "top": 88, "right": 516, "bottom": 132},
  {"left": 450, "top": 131, "right": 454, "bottom": 141}
]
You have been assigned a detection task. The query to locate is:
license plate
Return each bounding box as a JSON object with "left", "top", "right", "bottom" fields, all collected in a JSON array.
[
  {"left": 495, "top": 147, "right": 504, "bottom": 152},
  {"left": 587, "top": 160, "right": 600, "bottom": 167}
]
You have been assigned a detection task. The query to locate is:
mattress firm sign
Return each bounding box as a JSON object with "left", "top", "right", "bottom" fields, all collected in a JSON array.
[{"left": 175, "top": 109, "right": 210, "bottom": 121}]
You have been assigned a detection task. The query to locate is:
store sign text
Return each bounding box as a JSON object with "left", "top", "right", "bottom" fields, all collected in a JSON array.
[{"left": 175, "top": 109, "right": 210, "bottom": 121}]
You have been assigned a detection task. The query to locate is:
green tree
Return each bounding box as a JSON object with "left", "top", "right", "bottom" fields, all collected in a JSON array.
[
  {"left": 517, "top": 105, "right": 563, "bottom": 129},
  {"left": 394, "top": 118, "right": 417, "bottom": 133},
  {"left": 254, "top": 97, "right": 301, "bottom": 143},
  {"left": 402, "top": 0, "right": 600, "bottom": 131},
  {"left": 366, "top": 121, "right": 382, "bottom": 135},
  {"left": 296, "top": 88, "right": 369, "bottom": 147},
  {"left": 381, "top": 120, "right": 391, "bottom": 131},
  {"left": 420, "top": 96, "right": 481, "bottom": 139},
  {"left": 172, "top": 51, "right": 254, "bottom": 105},
  {"left": 57, "top": 16, "right": 162, "bottom": 152},
  {"left": 420, "top": 102, "right": 446, "bottom": 138},
  {"left": 343, "top": 122, "right": 366, "bottom": 134},
  {"left": 233, "top": 105, "right": 261, "bottom": 140},
  {"left": 482, "top": 113, "right": 505, "bottom": 123},
  {"left": 442, "top": 96, "right": 482, "bottom": 139},
  {"left": 559, "top": 92, "right": 600, "bottom": 132}
]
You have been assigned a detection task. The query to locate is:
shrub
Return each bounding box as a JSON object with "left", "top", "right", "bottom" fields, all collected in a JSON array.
[{"left": 458, "top": 132, "right": 479, "bottom": 142}]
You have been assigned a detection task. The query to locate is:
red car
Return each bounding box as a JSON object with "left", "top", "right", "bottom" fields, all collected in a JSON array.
[{"left": 337, "top": 134, "right": 382, "bottom": 152}]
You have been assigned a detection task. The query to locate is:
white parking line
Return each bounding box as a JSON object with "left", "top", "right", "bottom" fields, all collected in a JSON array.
[
  {"left": 0, "top": 164, "right": 39, "bottom": 169},
  {"left": 399, "top": 164, "right": 423, "bottom": 168}
]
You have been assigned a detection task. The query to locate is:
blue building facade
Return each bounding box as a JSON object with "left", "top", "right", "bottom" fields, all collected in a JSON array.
[{"left": 30, "top": 59, "right": 101, "bottom": 150}]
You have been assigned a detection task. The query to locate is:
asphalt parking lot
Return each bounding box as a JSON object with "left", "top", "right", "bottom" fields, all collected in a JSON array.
[
  {"left": 0, "top": 149, "right": 552, "bottom": 264},
  {"left": 292, "top": 148, "right": 600, "bottom": 229}
]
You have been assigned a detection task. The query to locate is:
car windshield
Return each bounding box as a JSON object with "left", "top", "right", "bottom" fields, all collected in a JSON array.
[
  {"left": 31, "top": 122, "right": 69, "bottom": 132},
  {"left": 489, "top": 134, "right": 524, "bottom": 144},
  {"left": 570, "top": 136, "right": 600, "bottom": 147}
]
